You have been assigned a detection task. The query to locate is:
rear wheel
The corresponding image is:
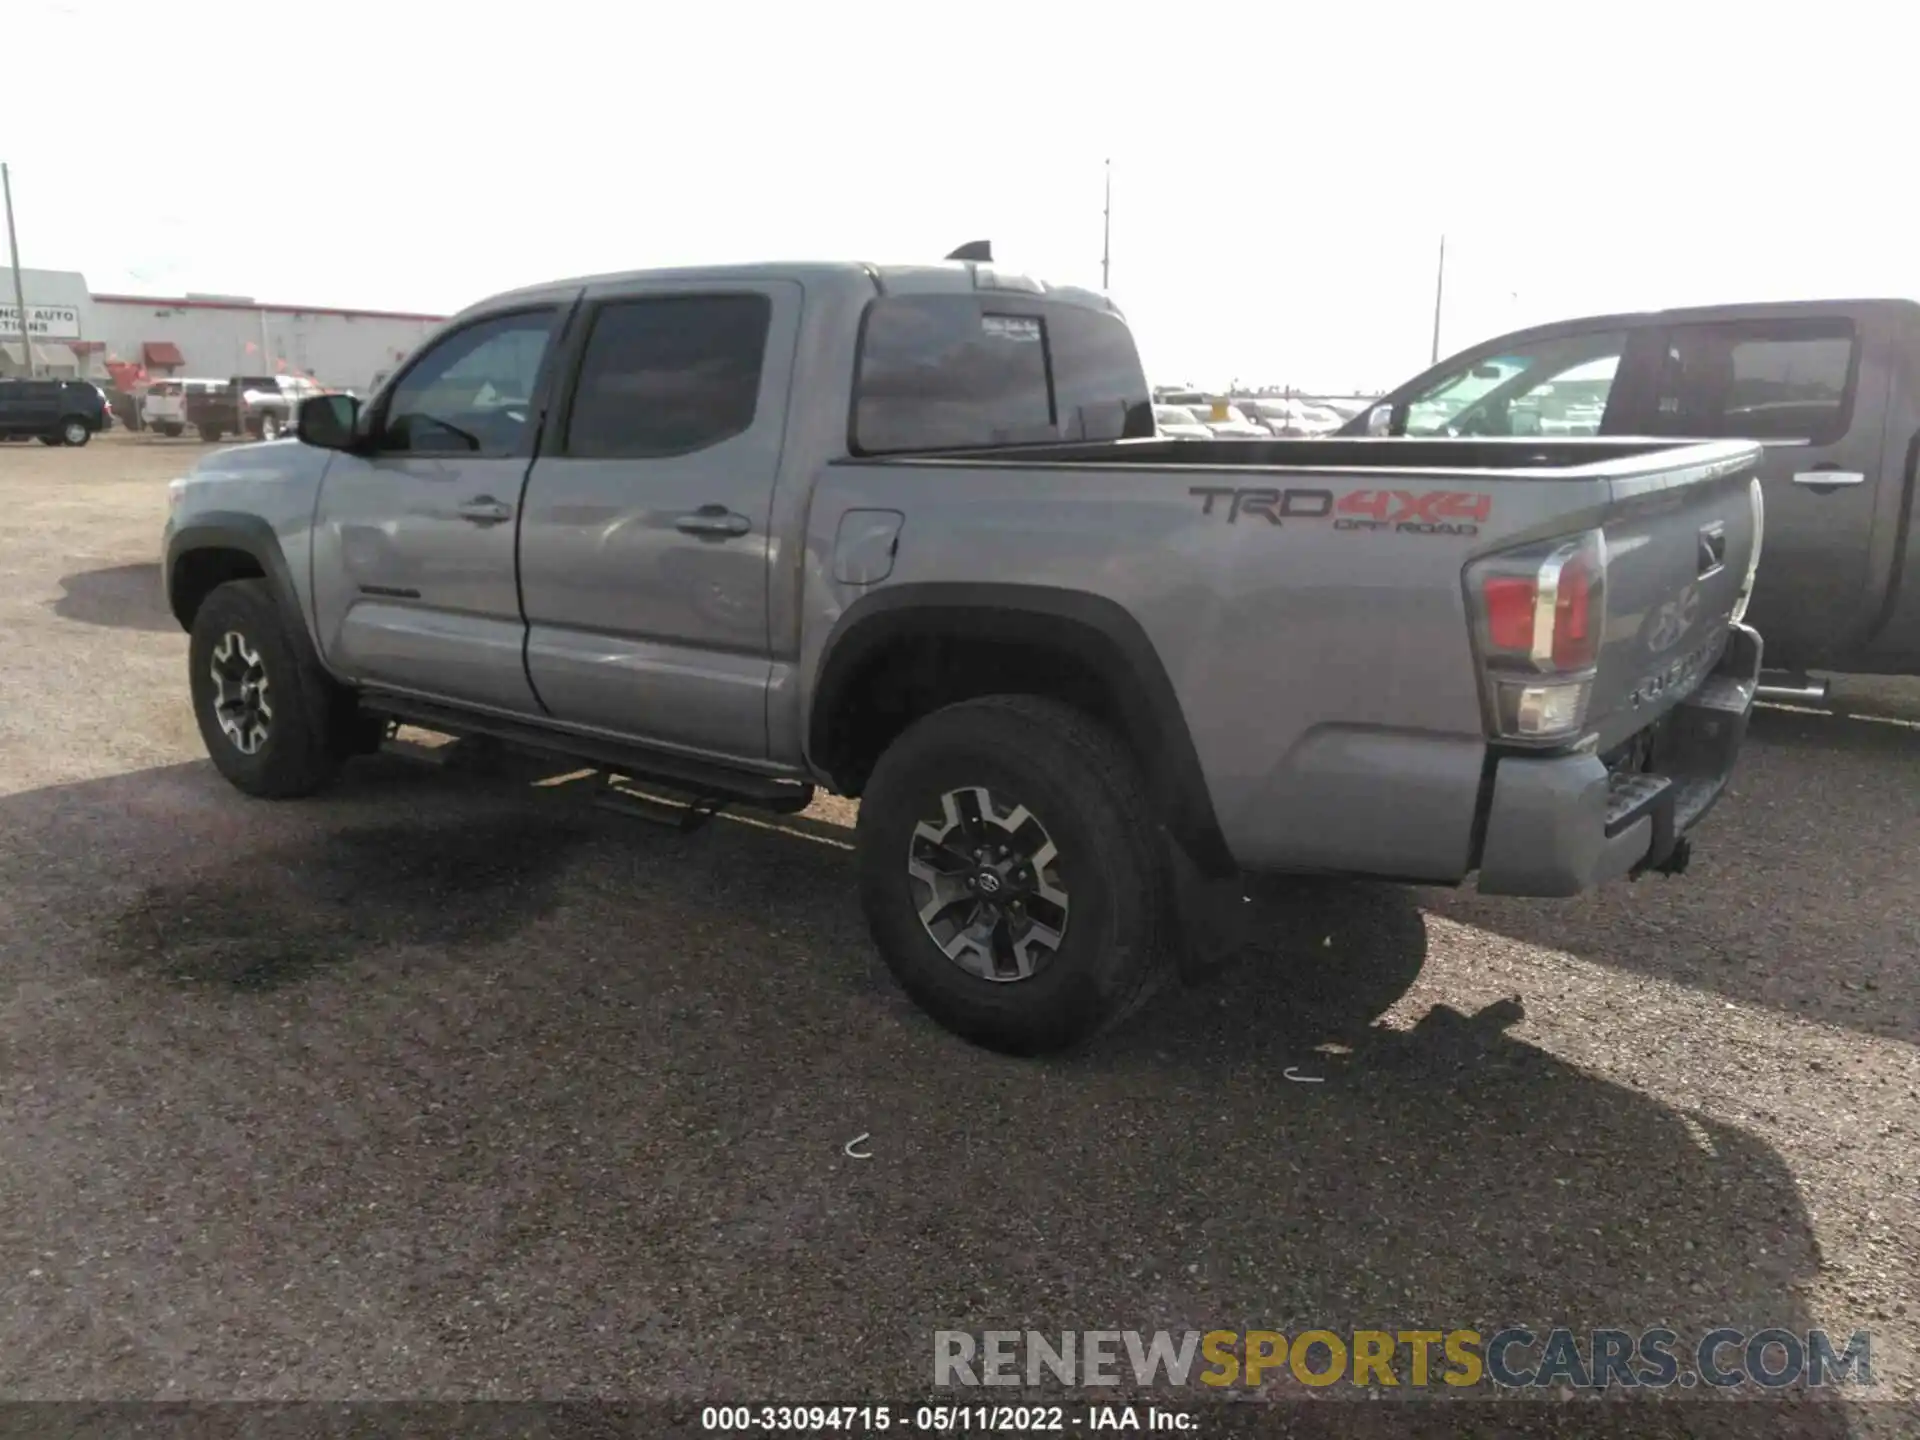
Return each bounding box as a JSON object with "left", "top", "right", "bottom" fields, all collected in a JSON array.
[
  {"left": 188, "top": 579, "right": 342, "bottom": 798},
  {"left": 198, "top": 424, "right": 222, "bottom": 443},
  {"left": 856, "top": 695, "right": 1175, "bottom": 1055},
  {"left": 257, "top": 412, "right": 282, "bottom": 441},
  {"left": 161, "top": 422, "right": 185, "bottom": 438}
]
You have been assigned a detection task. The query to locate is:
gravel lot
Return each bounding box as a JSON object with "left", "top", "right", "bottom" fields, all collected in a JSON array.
[{"left": 1, "top": 434, "right": 1914, "bottom": 1434}]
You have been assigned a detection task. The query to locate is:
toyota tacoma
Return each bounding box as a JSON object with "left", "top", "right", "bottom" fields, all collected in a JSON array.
[{"left": 162, "top": 254, "right": 1766, "bottom": 1053}]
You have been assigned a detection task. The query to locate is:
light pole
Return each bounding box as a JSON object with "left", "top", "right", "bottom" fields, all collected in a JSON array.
[
  {"left": 3, "top": 163, "right": 35, "bottom": 378},
  {"left": 1101, "top": 158, "right": 1112, "bottom": 292}
]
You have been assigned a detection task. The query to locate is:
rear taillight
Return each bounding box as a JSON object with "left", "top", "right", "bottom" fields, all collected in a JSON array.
[{"left": 1467, "top": 528, "right": 1609, "bottom": 743}]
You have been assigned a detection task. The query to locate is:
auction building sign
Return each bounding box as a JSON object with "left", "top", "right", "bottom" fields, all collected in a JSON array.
[{"left": 0, "top": 302, "right": 83, "bottom": 339}]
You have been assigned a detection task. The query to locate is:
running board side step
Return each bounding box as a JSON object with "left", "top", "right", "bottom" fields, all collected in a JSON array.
[
  {"left": 1755, "top": 673, "right": 1829, "bottom": 704},
  {"left": 362, "top": 695, "right": 815, "bottom": 815}
]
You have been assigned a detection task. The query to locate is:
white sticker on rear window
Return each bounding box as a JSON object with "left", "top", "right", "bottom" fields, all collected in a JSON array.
[{"left": 982, "top": 315, "right": 1042, "bottom": 344}]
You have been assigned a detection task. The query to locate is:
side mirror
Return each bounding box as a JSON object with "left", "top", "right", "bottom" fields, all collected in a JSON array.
[
  {"left": 1366, "top": 403, "right": 1394, "bottom": 436},
  {"left": 297, "top": 392, "right": 360, "bottom": 451}
]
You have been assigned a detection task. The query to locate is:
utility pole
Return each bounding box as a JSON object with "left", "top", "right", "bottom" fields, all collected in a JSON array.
[
  {"left": 1101, "top": 158, "right": 1112, "bottom": 292},
  {"left": 1429, "top": 233, "right": 1447, "bottom": 364},
  {"left": 3, "top": 164, "right": 35, "bottom": 378}
]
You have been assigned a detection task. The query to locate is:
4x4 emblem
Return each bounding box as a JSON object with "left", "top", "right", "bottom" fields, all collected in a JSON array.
[{"left": 1647, "top": 584, "right": 1701, "bottom": 654}]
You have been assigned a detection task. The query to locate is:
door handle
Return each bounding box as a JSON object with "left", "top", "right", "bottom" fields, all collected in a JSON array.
[
  {"left": 456, "top": 496, "right": 513, "bottom": 524},
  {"left": 1791, "top": 470, "right": 1865, "bottom": 488},
  {"left": 675, "top": 505, "right": 752, "bottom": 539}
]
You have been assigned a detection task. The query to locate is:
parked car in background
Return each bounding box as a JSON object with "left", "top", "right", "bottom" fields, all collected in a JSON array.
[
  {"left": 145, "top": 378, "right": 227, "bottom": 438},
  {"left": 1153, "top": 404, "right": 1213, "bottom": 439},
  {"left": 1237, "top": 397, "right": 1343, "bottom": 436},
  {"left": 1198, "top": 401, "right": 1268, "bottom": 439},
  {"left": 1154, "top": 387, "right": 1207, "bottom": 408},
  {"left": 185, "top": 374, "right": 325, "bottom": 442},
  {"left": 1314, "top": 396, "right": 1375, "bottom": 422},
  {"left": 1345, "top": 297, "right": 1920, "bottom": 690},
  {"left": 0, "top": 377, "right": 111, "bottom": 446}
]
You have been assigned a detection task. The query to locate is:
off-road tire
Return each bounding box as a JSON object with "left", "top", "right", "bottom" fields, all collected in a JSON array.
[
  {"left": 856, "top": 694, "right": 1176, "bottom": 1055},
  {"left": 198, "top": 424, "right": 223, "bottom": 443},
  {"left": 188, "top": 579, "right": 341, "bottom": 798}
]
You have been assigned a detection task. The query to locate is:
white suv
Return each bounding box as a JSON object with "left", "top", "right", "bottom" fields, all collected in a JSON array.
[{"left": 144, "top": 378, "right": 225, "bottom": 438}]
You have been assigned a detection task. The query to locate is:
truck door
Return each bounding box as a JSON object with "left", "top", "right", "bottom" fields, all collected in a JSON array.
[
  {"left": 1628, "top": 313, "right": 1890, "bottom": 667},
  {"left": 517, "top": 280, "right": 800, "bottom": 762},
  {"left": 308, "top": 304, "right": 566, "bottom": 714}
]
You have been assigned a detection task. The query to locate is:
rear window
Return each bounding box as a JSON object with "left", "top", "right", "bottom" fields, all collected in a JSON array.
[
  {"left": 851, "top": 294, "right": 1151, "bottom": 455},
  {"left": 149, "top": 381, "right": 182, "bottom": 397},
  {"left": 1651, "top": 319, "right": 1858, "bottom": 443}
]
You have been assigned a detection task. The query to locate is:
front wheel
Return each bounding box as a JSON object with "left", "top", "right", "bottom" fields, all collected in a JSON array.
[
  {"left": 856, "top": 695, "right": 1175, "bottom": 1055},
  {"left": 161, "top": 422, "right": 185, "bottom": 438},
  {"left": 187, "top": 579, "right": 341, "bottom": 798},
  {"left": 60, "top": 416, "right": 92, "bottom": 446}
]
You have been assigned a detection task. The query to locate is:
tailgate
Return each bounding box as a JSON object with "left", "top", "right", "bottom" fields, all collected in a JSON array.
[
  {"left": 185, "top": 391, "right": 235, "bottom": 422},
  {"left": 1585, "top": 441, "right": 1764, "bottom": 752}
]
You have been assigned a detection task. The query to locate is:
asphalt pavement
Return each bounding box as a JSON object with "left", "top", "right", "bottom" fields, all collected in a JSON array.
[{"left": 0, "top": 435, "right": 1913, "bottom": 1435}]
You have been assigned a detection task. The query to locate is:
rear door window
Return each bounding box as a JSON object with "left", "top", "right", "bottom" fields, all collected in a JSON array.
[
  {"left": 1647, "top": 319, "right": 1857, "bottom": 442},
  {"left": 562, "top": 293, "right": 771, "bottom": 459}
]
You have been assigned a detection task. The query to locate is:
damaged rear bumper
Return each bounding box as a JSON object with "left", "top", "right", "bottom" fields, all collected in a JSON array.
[{"left": 1474, "top": 623, "right": 1762, "bottom": 897}]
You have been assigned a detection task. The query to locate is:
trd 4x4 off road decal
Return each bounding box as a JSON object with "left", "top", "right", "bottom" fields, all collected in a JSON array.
[{"left": 1190, "top": 486, "right": 1491, "bottom": 536}]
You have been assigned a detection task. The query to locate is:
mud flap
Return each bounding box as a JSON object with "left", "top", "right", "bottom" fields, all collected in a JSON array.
[{"left": 1164, "top": 831, "right": 1251, "bottom": 983}]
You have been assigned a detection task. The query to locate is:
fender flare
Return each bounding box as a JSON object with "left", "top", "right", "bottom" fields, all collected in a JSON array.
[
  {"left": 164, "top": 512, "right": 326, "bottom": 669},
  {"left": 810, "top": 583, "right": 1233, "bottom": 874}
]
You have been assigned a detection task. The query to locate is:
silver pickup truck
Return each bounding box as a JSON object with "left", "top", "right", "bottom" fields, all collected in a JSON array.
[{"left": 162, "top": 256, "right": 1766, "bottom": 1053}]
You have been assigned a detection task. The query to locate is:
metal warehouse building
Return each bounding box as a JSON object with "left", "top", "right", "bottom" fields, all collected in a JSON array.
[{"left": 3, "top": 266, "right": 445, "bottom": 394}]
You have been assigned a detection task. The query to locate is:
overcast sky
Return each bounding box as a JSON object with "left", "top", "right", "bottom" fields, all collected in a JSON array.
[{"left": 8, "top": 0, "right": 1913, "bottom": 390}]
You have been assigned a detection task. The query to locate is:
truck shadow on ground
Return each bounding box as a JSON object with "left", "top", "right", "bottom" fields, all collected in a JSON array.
[
  {"left": 1421, "top": 704, "right": 1920, "bottom": 1046},
  {"left": 51, "top": 562, "right": 175, "bottom": 633},
  {"left": 0, "top": 757, "right": 1844, "bottom": 1421}
]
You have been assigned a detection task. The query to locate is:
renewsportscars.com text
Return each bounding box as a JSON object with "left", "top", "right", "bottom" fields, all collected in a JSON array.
[{"left": 934, "top": 1328, "right": 1874, "bottom": 1391}]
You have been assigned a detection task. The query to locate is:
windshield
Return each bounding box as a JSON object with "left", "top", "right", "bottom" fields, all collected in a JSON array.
[
  {"left": 1403, "top": 333, "right": 1625, "bottom": 437},
  {"left": 1155, "top": 405, "right": 1198, "bottom": 425},
  {"left": 1406, "top": 357, "right": 1529, "bottom": 432}
]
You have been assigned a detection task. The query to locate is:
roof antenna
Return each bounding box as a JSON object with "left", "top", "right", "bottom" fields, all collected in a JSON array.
[{"left": 945, "top": 240, "right": 992, "bottom": 262}]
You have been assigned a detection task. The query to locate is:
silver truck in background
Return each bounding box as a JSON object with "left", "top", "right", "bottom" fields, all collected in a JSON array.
[
  {"left": 1349, "top": 298, "right": 1920, "bottom": 698},
  {"left": 163, "top": 256, "right": 1765, "bottom": 1054}
]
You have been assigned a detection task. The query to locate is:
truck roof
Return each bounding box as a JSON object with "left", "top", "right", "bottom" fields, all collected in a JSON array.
[
  {"left": 457, "top": 260, "right": 1124, "bottom": 323},
  {"left": 1479, "top": 296, "right": 1920, "bottom": 351}
]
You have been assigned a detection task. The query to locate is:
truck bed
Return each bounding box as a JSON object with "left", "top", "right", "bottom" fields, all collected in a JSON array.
[
  {"left": 852, "top": 435, "right": 1711, "bottom": 474},
  {"left": 809, "top": 434, "right": 1763, "bottom": 885}
]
